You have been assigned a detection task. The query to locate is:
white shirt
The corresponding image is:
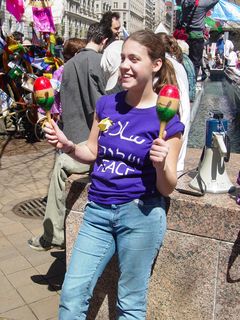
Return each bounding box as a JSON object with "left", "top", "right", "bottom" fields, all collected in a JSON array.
[
  {"left": 166, "top": 55, "right": 191, "bottom": 172},
  {"left": 228, "top": 51, "right": 237, "bottom": 67},
  {"left": 101, "top": 40, "right": 123, "bottom": 91},
  {"left": 224, "top": 40, "right": 234, "bottom": 58}
]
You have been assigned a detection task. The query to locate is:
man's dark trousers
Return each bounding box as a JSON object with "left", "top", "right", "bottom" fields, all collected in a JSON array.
[{"left": 188, "top": 37, "right": 204, "bottom": 79}]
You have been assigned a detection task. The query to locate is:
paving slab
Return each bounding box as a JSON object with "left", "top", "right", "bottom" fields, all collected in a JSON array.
[
  {"left": 0, "top": 305, "right": 38, "bottom": 320},
  {"left": 29, "top": 295, "right": 60, "bottom": 320},
  {"left": 0, "top": 139, "right": 59, "bottom": 320}
]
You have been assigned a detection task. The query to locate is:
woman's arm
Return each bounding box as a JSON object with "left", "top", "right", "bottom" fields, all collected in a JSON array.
[
  {"left": 149, "top": 133, "right": 182, "bottom": 196},
  {"left": 44, "top": 113, "right": 100, "bottom": 164}
]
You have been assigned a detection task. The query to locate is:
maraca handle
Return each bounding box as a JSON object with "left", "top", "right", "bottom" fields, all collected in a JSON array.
[
  {"left": 46, "top": 110, "right": 52, "bottom": 124},
  {"left": 159, "top": 122, "right": 166, "bottom": 139}
]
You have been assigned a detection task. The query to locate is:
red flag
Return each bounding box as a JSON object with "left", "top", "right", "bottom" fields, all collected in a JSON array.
[{"left": 6, "top": 0, "right": 24, "bottom": 22}]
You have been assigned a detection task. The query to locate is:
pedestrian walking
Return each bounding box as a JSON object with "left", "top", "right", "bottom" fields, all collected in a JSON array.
[{"left": 176, "top": 0, "right": 219, "bottom": 80}]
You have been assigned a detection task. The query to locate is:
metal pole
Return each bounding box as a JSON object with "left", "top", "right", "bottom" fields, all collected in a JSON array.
[{"left": 171, "top": 0, "right": 174, "bottom": 34}]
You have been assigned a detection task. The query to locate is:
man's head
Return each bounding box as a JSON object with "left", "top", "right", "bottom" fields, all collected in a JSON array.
[
  {"left": 12, "top": 31, "right": 24, "bottom": 43},
  {"left": 100, "top": 11, "right": 121, "bottom": 42},
  {"left": 56, "top": 36, "right": 64, "bottom": 46},
  {"left": 63, "top": 38, "right": 86, "bottom": 62},
  {"left": 86, "top": 23, "right": 112, "bottom": 52},
  {"left": 111, "top": 13, "right": 121, "bottom": 39}
]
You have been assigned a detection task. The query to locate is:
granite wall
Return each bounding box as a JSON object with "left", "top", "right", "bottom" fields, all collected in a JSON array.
[{"left": 65, "top": 149, "right": 240, "bottom": 320}]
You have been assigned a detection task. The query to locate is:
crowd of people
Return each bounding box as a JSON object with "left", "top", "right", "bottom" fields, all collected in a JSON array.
[
  {"left": 207, "top": 34, "right": 240, "bottom": 71},
  {"left": 175, "top": 0, "right": 220, "bottom": 81},
  {"left": 1, "top": 2, "right": 233, "bottom": 319},
  {"left": 175, "top": 1, "right": 240, "bottom": 78}
]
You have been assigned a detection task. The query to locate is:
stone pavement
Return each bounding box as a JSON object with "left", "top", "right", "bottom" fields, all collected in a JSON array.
[{"left": 0, "top": 138, "right": 64, "bottom": 320}]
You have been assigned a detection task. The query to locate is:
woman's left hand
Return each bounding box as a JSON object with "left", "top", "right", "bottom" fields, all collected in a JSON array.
[{"left": 149, "top": 133, "right": 169, "bottom": 169}]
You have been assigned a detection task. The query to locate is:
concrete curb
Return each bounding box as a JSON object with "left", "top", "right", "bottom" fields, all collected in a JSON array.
[{"left": 190, "top": 81, "right": 205, "bottom": 124}]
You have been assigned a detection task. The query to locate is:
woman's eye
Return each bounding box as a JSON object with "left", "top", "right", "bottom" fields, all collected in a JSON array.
[{"left": 131, "top": 57, "right": 138, "bottom": 62}]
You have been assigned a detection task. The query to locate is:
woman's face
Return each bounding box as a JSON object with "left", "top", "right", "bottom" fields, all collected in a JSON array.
[{"left": 119, "top": 39, "right": 161, "bottom": 91}]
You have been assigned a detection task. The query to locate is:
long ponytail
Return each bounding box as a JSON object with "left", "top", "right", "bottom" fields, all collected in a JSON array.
[{"left": 154, "top": 58, "right": 178, "bottom": 94}]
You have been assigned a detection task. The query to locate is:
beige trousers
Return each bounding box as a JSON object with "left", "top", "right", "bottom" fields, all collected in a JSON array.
[{"left": 43, "top": 150, "right": 90, "bottom": 245}]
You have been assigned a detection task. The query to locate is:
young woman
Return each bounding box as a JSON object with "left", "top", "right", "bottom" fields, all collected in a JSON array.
[{"left": 44, "top": 30, "right": 184, "bottom": 320}]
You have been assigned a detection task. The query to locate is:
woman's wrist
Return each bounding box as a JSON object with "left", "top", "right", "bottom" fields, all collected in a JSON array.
[{"left": 64, "top": 141, "right": 76, "bottom": 155}]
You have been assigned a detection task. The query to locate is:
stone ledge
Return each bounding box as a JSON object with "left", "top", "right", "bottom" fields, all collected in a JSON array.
[{"left": 65, "top": 148, "right": 240, "bottom": 319}]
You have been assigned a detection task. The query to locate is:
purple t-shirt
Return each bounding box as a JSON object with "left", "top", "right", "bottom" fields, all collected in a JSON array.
[{"left": 88, "top": 91, "right": 184, "bottom": 204}]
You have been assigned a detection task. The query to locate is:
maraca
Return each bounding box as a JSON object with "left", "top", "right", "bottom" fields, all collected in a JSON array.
[
  {"left": 156, "top": 84, "right": 180, "bottom": 139},
  {"left": 33, "top": 76, "right": 54, "bottom": 123}
]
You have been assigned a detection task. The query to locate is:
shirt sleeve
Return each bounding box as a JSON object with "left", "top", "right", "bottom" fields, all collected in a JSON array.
[
  {"left": 95, "top": 95, "right": 108, "bottom": 120},
  {"left": 165, "top": 114, "right": 185, "bottom": 140}
]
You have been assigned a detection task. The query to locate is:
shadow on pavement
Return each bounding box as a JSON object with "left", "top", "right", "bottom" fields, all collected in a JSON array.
[{"left": 31, "top": 250, "right": 66, "bottom": 291}]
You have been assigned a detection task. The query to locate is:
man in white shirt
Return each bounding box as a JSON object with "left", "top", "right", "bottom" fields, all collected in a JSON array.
[{"left": 224, "top": 39, "right": 234, "bottom": 61}]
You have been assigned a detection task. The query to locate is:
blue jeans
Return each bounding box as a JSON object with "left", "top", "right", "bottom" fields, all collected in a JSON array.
[{"left": 59, "top": 196, "right": 167, "bottom": 320}]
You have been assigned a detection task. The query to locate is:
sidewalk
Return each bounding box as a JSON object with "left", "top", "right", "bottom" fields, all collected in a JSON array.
[{"left": 0, "top": 138, "right": 63, "bottom": 320}]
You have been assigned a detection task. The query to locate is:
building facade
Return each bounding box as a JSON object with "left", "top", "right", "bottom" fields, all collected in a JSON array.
[
  {"left": 0, "top": 0, "right": 171, "bottom": 39},
  {"left": 95, "top": 0, "right": 145, "bottom": 34},
  {"left": 95, "top": 0, "right": 111, "bottom": 19},
  {"left": 144, "top": 0, "right": 155, "bottom": 30},
  {"left": 61, "top": 0, "right": 98, "bottom": 39},
  {"left": 95, "top": 0, "right": 167, "bottom": 33},
  {"left": 154, "top": 0, "right": 166, "bottom": 32},
  {"left": 0, "top": 0, "right": 99, "bottom": 39}
]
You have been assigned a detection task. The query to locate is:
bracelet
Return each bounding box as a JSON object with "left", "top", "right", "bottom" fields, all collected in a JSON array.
[{"left": 64, "top": 141, "right": 76, "bottom": 155}]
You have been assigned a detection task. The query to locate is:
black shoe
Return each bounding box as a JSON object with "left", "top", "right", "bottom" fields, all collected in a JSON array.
[{"left": 28, "top": 235, "right": 64, "bottom": 251}]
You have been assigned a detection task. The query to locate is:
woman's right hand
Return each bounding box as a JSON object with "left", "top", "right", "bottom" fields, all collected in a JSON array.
[{"left": 44, "top": 120, "right": 75, "bottom": 153}]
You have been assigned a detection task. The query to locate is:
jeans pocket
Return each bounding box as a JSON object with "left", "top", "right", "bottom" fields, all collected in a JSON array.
[{"left": 132, "top": 196, "right": 165, "bottom": 215}]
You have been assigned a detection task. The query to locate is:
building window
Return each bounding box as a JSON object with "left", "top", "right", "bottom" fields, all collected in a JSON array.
[
  {"left": 113, "top": 2, "right": 118, "bottom": 9},
  {"left": 123, "top": 2, "right": 127, "bottom": 9}
]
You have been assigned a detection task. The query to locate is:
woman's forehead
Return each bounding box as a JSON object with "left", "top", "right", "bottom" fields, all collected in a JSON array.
[{"left": 122, "top": 39, "right": 148, "bottom": 54}]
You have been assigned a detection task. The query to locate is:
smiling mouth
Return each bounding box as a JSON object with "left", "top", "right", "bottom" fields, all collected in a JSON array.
[{"left": 121, "top": 74, "right": 132, "bottom": 79}]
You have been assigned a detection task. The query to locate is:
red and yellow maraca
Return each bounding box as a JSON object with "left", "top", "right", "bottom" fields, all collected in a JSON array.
[
  {"left": 33, "top": 76, "right": 54, "bottom": 123},
  {"left": 156, "top": 84, "right": 180, "bottom": 139}
]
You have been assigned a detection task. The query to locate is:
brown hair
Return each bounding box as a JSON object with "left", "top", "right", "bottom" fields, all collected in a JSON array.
[
  {"left": 125, "top": 30, "right": 178, "bottom": 93},
  {"left": 63, "top": 38, "right": 86, "bottom": 62},
  {"left": 156, "top": 33, "right": 183, "bottom": 64}
]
